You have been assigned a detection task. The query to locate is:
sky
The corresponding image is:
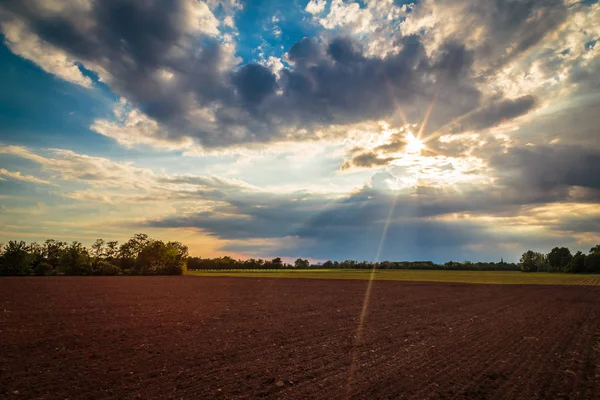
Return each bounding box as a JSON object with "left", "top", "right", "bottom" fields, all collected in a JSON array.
[{"left": 0, "top": 0, "right": 599, "bottom": 263}]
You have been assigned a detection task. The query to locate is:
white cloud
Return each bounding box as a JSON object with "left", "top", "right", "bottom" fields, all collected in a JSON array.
[
  {"left": 306, "top": 0, "right": 409, "bottom": 57},
  {"left": 262, "top": 56, "right": 285, "bottom": 78},
  {"left": 319, "top": 0, "right": 373, "bottom": 33},
  {"left": 305, "top": 0, "right": 327, "bottom": 15},
  {"left": 0, "top": 145, "right": 155, "bottom": 188},
  {"left": 0, "top": 145, "right": 262, "bottom": 201},
  {"left": 183, "top": 1, "right": 221, "bottom": 36},
  {"left": 91, "top": 108, "right": 195, "bottom": 151},
  {"left": 0, "top": 18, "right": 92, "bottom": 87},
  {"left": 0, "top": 168, "right": 53, "bottom": 185},
  {"left": 223, "top": 15, "right": 235, "bottom": 28}
]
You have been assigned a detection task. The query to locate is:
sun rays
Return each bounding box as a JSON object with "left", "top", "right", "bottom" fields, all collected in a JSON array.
[
  {"left": 345, "top": 96, "right": 440, "bottom": 396},
  {"left": 346, "top": 193, "right": 399, "bottom": 397}
]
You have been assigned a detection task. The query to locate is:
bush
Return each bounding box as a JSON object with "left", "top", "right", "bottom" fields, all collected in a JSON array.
[
  {"left": 34, "top": 262, "right": 54, "bottom": 276},
  {"left": 93, "top": 261, "right": 121, "bottom": 276},
  {"left": 136, "top": 240, "right": 187, "bottom": 275},
  {"left": 121, "top": 268, "right": 138, "bottom": 276}
]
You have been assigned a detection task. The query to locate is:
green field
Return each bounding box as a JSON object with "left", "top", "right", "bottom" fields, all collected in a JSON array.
[{"left": 187, "top": 269, "right": 600, "bottom": 286}]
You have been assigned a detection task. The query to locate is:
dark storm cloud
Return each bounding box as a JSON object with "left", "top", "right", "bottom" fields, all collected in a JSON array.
[
  {"left": 340, "top": 152, "right": 395, "bottom": 170},
  {"left": 490, "top": 145, "right": 600, "bottom": 195},
  {"left": 443, "top": 95, "right": 538, "bottom": 135},
  {"left": 232, "top": 64, "right": 278, "bottom": 106},
  {"left": 554, "top": 215, "right": 600, "bottom": 234},
  {"left": 0, "top": 0, "right": 568, "bottom": 148},
  {"left": 431, "top": 41, "right": 474, "bottom": 80},
  {"left": 288, "top": 37, "right": 323, "bottom": 65},
  {"left": 276, "top": 34, "right": 436, "bottom": 126},
  {"left": 327, "top": 37, "right": 364, "bottom": 64},
  {"left": 149, "top": 212, "right": 290, "bottom": 240},
  {"left": 146, "top": 190, "right": 324, "bottom": 239},
  {"left": 472, "top": 96, "right": 537, "bottom": 127}
]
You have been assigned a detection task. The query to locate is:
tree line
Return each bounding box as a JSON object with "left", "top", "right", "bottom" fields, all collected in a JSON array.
[
  {"left": 0, "top": 234, "right": 188, "bottom": 276},
  {"left": 2, "top": 235, "right": 599, "bottom": 276},
  {"left": 187, "top": 246, "right": 600, "bottom": 274},
  {"left": 186, "top": 256, "right": 521, "bottom": 271},
  {"left": 519, "top": 245, "right": 600, "bottom": 273}
]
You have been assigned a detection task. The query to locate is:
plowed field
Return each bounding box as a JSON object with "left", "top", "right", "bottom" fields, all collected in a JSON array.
[{"left": 1, "top": 277, "right": 599, "bottom": 399}]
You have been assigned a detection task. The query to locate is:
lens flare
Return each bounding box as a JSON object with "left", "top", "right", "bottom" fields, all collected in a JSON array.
[{"left": 346, "top": 195, "right": 398, "bottom": 397}]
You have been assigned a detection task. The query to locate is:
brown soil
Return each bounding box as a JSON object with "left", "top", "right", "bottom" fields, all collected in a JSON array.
[{"left": 1, "top": 276, "right": 599, "bottom": 399}]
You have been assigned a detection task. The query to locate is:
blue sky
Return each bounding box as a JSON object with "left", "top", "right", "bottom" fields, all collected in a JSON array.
[{"left": 0, "top": 0, "right": 599, "bottom": 262}]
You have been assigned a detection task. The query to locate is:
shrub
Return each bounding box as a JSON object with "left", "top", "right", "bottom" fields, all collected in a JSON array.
[
  {"left": 121, "top": 268, "right": 138, "bottom": 276},
  {"left": 136, "top": 240, "right": 187, "bottom": 275},
  {"left": 34, "top": 262, "right": 54, "bottom": 276},
  {"left": 94, "top": 261, "right": 121, "bottom": 276}
]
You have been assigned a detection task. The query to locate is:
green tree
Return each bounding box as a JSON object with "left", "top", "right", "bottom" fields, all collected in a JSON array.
[
  {"left": 584, "top": 245, "right": 600, "bottom": 273},
  {"left": 294, "top": 258, "right": 310, "bottom": 269},
  {"left": 118, "top": 234, "right": 150, "bottom": 271},
  {"left": 91, "top": 239, "right": 105, "bottom": 261},
  {"left": 59, "top": 241, "right": 92, "bottom": 276},
  {"left": 519, "top": 250, "right": 547, "bottom": 272},
  {"left": 0, "top": 240, "right": 33, "bottom": 276},
  {"left": 547, "top": 247, "right": 572, "bottom": 272},
  {"left": 271, "top": 257, "right": 283, "bottom": 269},
  {"left": 105, "top": 241, "right": 119, "bottom": 262},
  {"left": 43, "top": 239, "right": 67, "bottom": 267},
  {"left": 136, "top": 239, "right": 188, "bottom": 275},
  {"left": 28, "top": 242, "right": 46, "bottom": 271},
  {"left": 163, "top": 241, "right": 188, "bottom": 275},
  {"left": 567, "top": 251, "right": 586, "bottom": 273},
  {"left": 585, "top": 253, "right": 600, "bottom": 273}
]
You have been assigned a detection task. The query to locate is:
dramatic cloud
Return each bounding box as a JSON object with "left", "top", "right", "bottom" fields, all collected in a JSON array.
[
  {"left": 4, "top": 0, "right": 594, "bottom": 150},
  {"left": 441, "top": 96, "right": 538, "bottom": 136},
  {"left": 145, "top": 177, "right": 594, "bottom": 261},
  {"left": 491, "top": 145, "right": 600, "bottom": 197}
]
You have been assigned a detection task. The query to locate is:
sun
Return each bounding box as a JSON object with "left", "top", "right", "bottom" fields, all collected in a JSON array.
[{"left": 405, "top": 132, "right": 424, "bottom": 154}]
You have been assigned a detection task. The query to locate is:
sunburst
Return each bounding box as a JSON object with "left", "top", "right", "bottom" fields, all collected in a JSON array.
[{"left": 404, "top": 132, "right": 425, "bottom": 154}]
